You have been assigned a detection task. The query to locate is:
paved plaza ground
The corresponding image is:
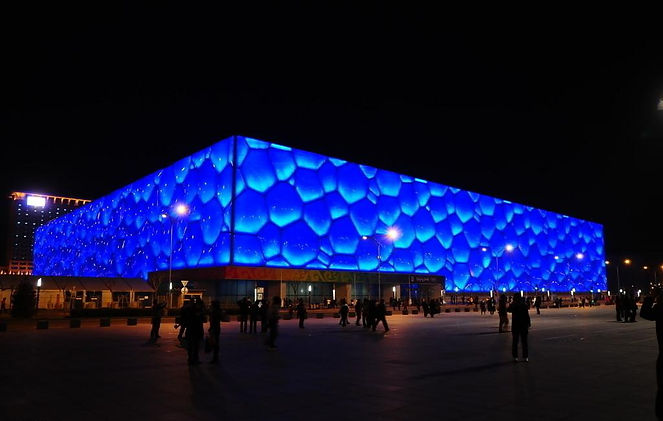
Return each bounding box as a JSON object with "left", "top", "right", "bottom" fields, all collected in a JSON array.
[{"left": 0, "top": 306, "right": 658, "bottom": 420}]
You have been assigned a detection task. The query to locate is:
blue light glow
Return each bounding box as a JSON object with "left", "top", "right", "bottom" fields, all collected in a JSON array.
[{"left": 34, "top": 135, "right": 607, "bottom": 292}]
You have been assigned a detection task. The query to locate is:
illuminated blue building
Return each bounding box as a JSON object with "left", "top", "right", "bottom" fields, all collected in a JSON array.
[{"left": 34, "top": 135, "right": 606, "bottom": 302}]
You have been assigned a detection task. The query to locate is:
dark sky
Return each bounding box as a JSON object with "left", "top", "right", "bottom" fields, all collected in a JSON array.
[{"left": 2, "top": 3, "right": 663, "bottom": 262}]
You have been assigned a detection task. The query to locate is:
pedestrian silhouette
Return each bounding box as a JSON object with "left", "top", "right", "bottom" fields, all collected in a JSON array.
[
  {"left": 339, "top": 298, "right": 349, "bottom": 327},
  {"left": 149, "top": 300, "right": 166, "bottom": 343},
  {"left": 249, "top": 299, "right": 260, "bottom": 333},
  {"left": 498, "top": 294, "right": 509, "bottom": 333},
  {"left": 639, "top": 287, "right": 663, "bottom": 419},
  {"left": 373, "top": 299, "right": 389, "bottom": 332},
  {"left": 354, "top": 299, "right": 363, "bottom": 326},
  {"left": 238, "top": 297, "right": 249, "bottom": 333},
  {"left": 265, "top": 296, "right": 281, "bottom": 350},
  {"left": 183, "top": 298, "right": 206, "bottom": 365},
  {"left": 208, "top": 300, "right": 222, "bottom": 364},
  {"left": 296, "top": 298, "right": 306, "bottom": 328},
  {"left": 508, "top": 294, "right": 531, "bottom": 362}
]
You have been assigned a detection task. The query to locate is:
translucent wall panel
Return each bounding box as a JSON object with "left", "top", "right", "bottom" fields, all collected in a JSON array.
[
  {"left": 233, "top": 137, "right": 606, "bottom": 292},
  {"left": 35, "top": 135, "right": 606, "bottom": 292},
  {"left": 34, "top": 138, "right": 234, "bottom": 279}
]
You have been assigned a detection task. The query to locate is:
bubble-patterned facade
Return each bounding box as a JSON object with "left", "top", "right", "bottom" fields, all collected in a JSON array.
[{"left": 34, "top": 135, "right": 606, "bottom": 292}]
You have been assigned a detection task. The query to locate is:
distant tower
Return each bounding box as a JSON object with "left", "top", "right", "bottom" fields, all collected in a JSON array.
[{"left": 4, "top": 192, "right": 91, "bottom": 274}]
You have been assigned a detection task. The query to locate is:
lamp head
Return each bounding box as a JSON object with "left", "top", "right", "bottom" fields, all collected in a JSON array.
[
  {"left": 175, "top": 204, "right": 189, "bottom": 216},
  {"left": 386, "top": 227, "right": 401, "bottom": 241}
]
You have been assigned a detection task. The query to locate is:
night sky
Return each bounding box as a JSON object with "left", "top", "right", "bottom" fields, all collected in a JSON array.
[{"left": 2, "top": 4, "right": 663, "bottom": 263}]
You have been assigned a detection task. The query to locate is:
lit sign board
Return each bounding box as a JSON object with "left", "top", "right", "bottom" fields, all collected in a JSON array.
[{"left": 27, "top": 196, "right": 46, "bottom": 207}]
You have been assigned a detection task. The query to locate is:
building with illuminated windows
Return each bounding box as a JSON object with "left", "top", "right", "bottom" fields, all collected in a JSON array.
[
  {"left": 5, "top": 192, "right": 91, "bottom": 274},
  {"left": 34, "top": 136, "right": 607, "bottom": 306}
]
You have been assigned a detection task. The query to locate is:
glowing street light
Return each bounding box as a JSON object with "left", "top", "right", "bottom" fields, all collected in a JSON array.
[
  {"left": 481, "top": 244, "right": 515, "bottom": 293},
  {"left": 36, "top": 278, "right": 42, "bottom": 311},
  {"left": 308, "top": 284, "right": 312, "bottom": 309},
  {"left": 161, "top": 204, "right": 189, "bottom": 308},
  {"left": 362, "top": 227, "right": 401, "bottom": 299}
]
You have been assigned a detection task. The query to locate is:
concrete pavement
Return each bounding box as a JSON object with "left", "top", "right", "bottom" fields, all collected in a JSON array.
[{"left": 0, "top": 306, "right": 658, "bottom": 420}]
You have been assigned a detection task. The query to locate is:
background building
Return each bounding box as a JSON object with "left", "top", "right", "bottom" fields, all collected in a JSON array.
[
  {"left": 5, "top": 192, "right": 90, "bottom": 274},
  {"left": 34, "top": 135, "right": 607, "bottom": 305}
]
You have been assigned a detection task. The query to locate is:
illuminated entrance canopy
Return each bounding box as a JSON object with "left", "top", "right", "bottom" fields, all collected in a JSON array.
[{"left": 34, "top": 135, "right": 606, "bottom": 292}]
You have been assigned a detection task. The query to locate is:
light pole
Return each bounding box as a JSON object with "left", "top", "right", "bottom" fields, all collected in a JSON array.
[
  {"left": 36, "top": 277, "right": 42, "bottom": 311},
  {"left": 362, "top": 227, "right": 401, "bottom": 300},
  {"left": 161, "top": 204, "right": 189, "bottom": 308},
  {"left": 308, "top": 284, "right": 312, "bottom": 309},
  {"left": 623, "top": 258, "right": 631, "bottom": 293}
]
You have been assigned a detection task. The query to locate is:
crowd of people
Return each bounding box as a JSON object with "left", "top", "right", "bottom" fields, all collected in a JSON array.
[{"left": 145, "top": 290, "right": 632, "bottom": 368}]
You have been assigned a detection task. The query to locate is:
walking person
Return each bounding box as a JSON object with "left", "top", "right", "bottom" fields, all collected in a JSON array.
[
  {"left": 480, "top": 299, "right": 486, "bottom": 315},
  {"left": 639, "top": 287, "right": 663, "bottom": 419},
  {"left": 208, "top": 300, "right": 222, "bottom": 364},
  {"left": 149, "top": 300, "right": 166, "bottom": 343},
  {"left": 249, "top": 299, "right": 259, "bottom": 333},
  {"left": 339, "top": 298, "right": 349, "bottom": 327},
  {"left": 265, "top": 296, "right": 281, "bottom": 350},
  {"left": 184, "top": 298, "right": 206, "bottom": 365},
  {"left": 508, "top": 294, "right": 531, "bottom": 362},
  {"left": 260, "top": 298, "right": 269, "bottom": 333},
  {"left": 354, "top": 299, "right": 363, "bottom": 326},
  {"left": 296, "top": 298, "right": 307, "bottom": 328},
  {"left": 175, "top": 302, "right": 189, "bottom": 347},
  {"left": 238, "top": 297, "right": 249, "bottom": 333},
  {"left": 534, "top": 295, "right": 542, "bottom": 315},
  {"left": 615, "top": 293, "right": 623, "bottom": 322},
  {"left": 498, "top": 294, "right": 509, "bottom": 333},
  {"left": 422, "top": 299, "right": 430, "bottom": 318},
  {"left": 362, "top": 298, "right": 370, "bottom": 328},
  {"left": 373, "top": 299, "right": 389, "bottom": 332}
]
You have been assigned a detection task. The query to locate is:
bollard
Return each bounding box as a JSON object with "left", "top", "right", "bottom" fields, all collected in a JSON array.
[
  {"left": 411, "top": 309, "right": 419, "bottom": 315},
  {"left": 402, "top": 309, "right": 409, "bottom": 315},
  {"left": 454, "top": 308, "right": 460, "bottom": 312},
  {"left": 100, "top": 318, "right": 111, "bottom": 327},
  {"left": 127, "top": 318, "right": 138, "bottom": 326},
  {"left": 316, "top": 313, "right": 324, "bottom": 319},
  {"left": 70, "top": 319, "right": 81, "bottom": 328},
  {"left": 386, "top": 310, "right": 393, "bottom": 316},
  {"left": 37, "top": 320, "right": 49, "bottom": 330}
]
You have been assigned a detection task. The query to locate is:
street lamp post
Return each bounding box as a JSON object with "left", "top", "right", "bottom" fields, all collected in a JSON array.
[
  {"left": 308, "top": 284, "right": 312, "bottom": 309},
  {"left": 36, "top": 277, "right": 42, "bottom": 311},
  {"left": 362, "top": 227, "right": 401, "bottom": 301},
  {"left": 161, "top": 204, "right": 189, "bottom": 308}
]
